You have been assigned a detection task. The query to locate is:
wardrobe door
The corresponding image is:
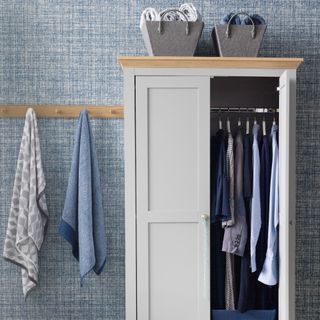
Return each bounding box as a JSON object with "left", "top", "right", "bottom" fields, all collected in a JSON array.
[{"left": 136, "top": 76, "right": 210, "bottom": 320}]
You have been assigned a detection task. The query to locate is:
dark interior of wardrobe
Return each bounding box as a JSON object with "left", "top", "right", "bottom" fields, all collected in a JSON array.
[{"left": 210, "top": 77, "right": 279, "bottom": 320}]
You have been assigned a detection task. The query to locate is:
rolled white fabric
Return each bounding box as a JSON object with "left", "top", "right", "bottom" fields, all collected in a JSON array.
[
  {"left": 179, "top": 3, "right": 202, "bottom": 22},
  {"left": 160, "top": 9, "right": 186, "bottom": 21},
  {"left": 140, "top": 7, "right": 160, "bottom": 29}
]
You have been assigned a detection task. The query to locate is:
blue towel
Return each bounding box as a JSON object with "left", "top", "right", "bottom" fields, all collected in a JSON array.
[
  {"left": 220, "top": 13, "right": 241, "bottom": 25},
  {"left": 242, "top": 14, "right": 266, "bottom": 25},
  {"left": 59, "top": 110, "right": 106, "bottom": 286}
]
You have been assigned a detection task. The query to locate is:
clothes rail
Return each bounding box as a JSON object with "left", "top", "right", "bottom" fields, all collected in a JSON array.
[
  {"left": 210, "top": 107, "right": 278, "bottom": 113},
  {"left": 0, "top": 105, "right": 124, "bottom": 118}
]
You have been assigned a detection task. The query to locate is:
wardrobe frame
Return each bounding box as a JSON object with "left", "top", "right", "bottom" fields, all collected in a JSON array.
[{"left": 119, "top": 56, "right": 303, "bottom": 320}]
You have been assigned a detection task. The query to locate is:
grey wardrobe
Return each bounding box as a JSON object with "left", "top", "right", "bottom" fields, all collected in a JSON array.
[{"left": 119, "top": 56, "right": 303, "bottom": 320}]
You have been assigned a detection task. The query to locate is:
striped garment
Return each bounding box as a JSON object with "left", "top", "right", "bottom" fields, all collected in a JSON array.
[{"left": 224, "top": 132, "right": 236, "bottom": 310}]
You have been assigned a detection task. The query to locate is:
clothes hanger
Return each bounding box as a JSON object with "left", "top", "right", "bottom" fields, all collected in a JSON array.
[
  {"left": 226, "top": 107, "right": 231, "bottom": 133},
  {"left": 218, "top": 108, "right": 223, "bottom": 130},
  {"left": 273, "top": 108, "right": 277, "bottom": 125},
  {"left": 237, "top": 107, "right": 241, "bottom": 127},
  {"left": 246, "top": 107, "right": 250, "bottom": 134},
  {"left": 262, "top": 108, "right": 267, "bottom": 135}
]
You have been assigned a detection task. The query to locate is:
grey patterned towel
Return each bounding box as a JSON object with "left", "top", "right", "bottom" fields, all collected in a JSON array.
[{"left": 3, "top": 108, "right": 48, "bottom": 298}]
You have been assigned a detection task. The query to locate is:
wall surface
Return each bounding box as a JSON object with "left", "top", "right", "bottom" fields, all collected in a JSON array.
[{"left": 0, "top": 1, "right": 319, "bottom": 319}]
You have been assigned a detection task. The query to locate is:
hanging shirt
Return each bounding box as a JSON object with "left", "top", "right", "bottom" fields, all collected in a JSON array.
[
  {"left": 211, "top": 135, "right": 218, "bottom": 223},
  {"left": 238, "top": 133, "right": 256, "bottom": 313},
  {"left": 215, "top": 129, "right": 231, "bottom": 222},
  {"left": 258, "top": 124, "right": 279, "bottom": 286},
  {"left": 255, "top": 125, "right": 274, "bottom": 310},
  {"left": 222, "top": 129, "right": 248, "bottom": 257},
  {"left": 210, "top": 134, "right": 226, "bottom": 309},
  {"left": 250, "top": 124, "right": 261, "bottom": 273},
  {"left": 256, "top": 131, "right": 271, "bottom": 274}
]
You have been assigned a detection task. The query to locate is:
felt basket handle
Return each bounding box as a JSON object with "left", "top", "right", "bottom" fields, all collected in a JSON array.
[
  {"left": 226, "top": 12, "right": 256, "bottom": 39},
  {"left": 158, "top": 9, "right": 190, "bottom": 35}
]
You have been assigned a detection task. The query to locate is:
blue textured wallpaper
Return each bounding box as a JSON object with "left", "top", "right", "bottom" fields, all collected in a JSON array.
[{"left": 0, "top": 1, "right": 319, "bottom": 319}]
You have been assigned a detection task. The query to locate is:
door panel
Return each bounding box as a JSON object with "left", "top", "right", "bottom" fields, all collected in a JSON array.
[
  {"left": 147, "top": 87, "right": 199, "bottom": 212},
  {"left": 149, "top": 222, "right": 199, "bottom": 320},
  {"left": 136, "top": 76, "right": 210, "bottom": 320}
]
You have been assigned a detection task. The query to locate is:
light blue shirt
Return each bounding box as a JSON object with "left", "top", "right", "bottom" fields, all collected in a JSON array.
[
  {"left": 258, "top": 124, "right": 279, "bottom": 285},
  {"left": 250, "top": 124, "right": 261, "bottom": 273}
]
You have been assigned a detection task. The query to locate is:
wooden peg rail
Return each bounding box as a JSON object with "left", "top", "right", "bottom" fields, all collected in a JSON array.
[{"left": 0, "top": 105, "right": 124, "bottom": 118}]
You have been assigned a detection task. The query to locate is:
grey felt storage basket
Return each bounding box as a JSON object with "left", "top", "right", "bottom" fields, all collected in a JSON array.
[
  {"left": 212, "top": 12, "right": 266, "bottom": 57},
  {"left": 141, "top": 9, "right": 204, "bottom": 56}
]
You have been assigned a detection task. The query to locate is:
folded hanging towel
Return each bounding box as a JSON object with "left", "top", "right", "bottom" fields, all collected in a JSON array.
[
  {"left": 220, "top": 12, "right": 242, "bottom": 25},
  {"left": 140, "top": 7, "right": 160, "bottom": 29},
  {"left": 59, "top": 110, "right": 106, "bottom": 286},
  {"left": 243, "top": 14, "right": 266, "bottom": 25},
  {"left": 179, "top": 3, "right": 202, "bottom": 22},
  {"left": 3, "top": 108, "right": 48, "bottom": 298}
]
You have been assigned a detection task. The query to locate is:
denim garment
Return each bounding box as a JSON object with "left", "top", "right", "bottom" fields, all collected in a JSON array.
[
  {"left": 211, "top": 134, "right": 226, "bottom": 309},
  {"left": 210, "top": 135, "right": 218, "bottom": 223},
  {"left": 211, "top": 222, "right": 226, "bottom": 309},
  {"left": 259, "top": 125, "right": 279, "bottom": 286},
  {"left": 254, "top": 129, "right": 276, "bottom": 309},
  {"left": 215, "top": 130, "right": 231, "bottom": 222},
  {"left": 256, "top": 133, "right": 271, "bottom": 274},
  {"left": 59, "top": 110, "right": 107, "bottom": 286}
]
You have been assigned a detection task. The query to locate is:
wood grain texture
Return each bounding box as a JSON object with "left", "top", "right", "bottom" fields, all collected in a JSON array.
[
  {"left": 118, "top": 56, "right": 303, "bottom": 69},
  {"left": 0, "top": 105, "right": 124, "bottom": 118}
]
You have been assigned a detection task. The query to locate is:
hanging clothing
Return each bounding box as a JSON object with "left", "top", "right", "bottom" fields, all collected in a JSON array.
[
  {"left": 255, "top": 127, "right": 275, "bottom": 309},
  {"left": 256, "top": 132, "right": 271, "bottom": 274},
  {"left": 250, "top": 124, "right": 261, "bottom": 273},
  {"left": 3, "top": 108, "right": 49, "bottom": 297},
  {"left": 222, "top": 132, "right": 235, "bottom": 228},
  {"left": 259, "top": 124, "right": 279, "bottom": 286},
  {"left": 59, "top": 110, "right": 107, "bottom": 286},
  {"left": 211, "top": 221, "right": 226, "bottom": 309},
  {"left": 224, "top": 131, "right": 236, "bottom": 310},
  {"left": 211, "top": 134, "right": 226, "bottom": 309},
  {"left": 223, "top": 130, "right": 248, "bottom": 257},
  {"left": 237, "top": 133, "right": 256, "bottom": 313},
  {"left": 214, "top": 129, "right": 231, "bottom": 222},
  {"left": 223, "top": 130, "right": 248, "bottom": 310},
  {"left": 225, "top": 253, "right": 236, "bottom": 310}
]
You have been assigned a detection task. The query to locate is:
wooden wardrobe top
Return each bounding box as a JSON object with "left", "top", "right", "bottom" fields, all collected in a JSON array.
[{"left": 118, "top": 56, "right": 303, "bottom": 69}]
